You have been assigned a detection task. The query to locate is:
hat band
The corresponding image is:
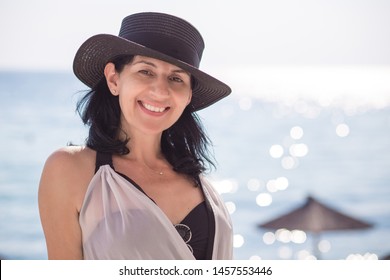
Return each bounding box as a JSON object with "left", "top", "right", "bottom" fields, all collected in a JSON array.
[{"left": 121, "top": 32, "right": 201, "bottom": 68}]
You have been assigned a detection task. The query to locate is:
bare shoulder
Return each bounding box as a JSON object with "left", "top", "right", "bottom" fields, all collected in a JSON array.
[
  {"left": 39, "top": 146, "right": 96, "bottom": 211},
  {"left": 38, "top": 146, "right": 95, "bottom": 259},
  {"left": 44, "top": 145, "right": 95, "bottom": 169}
]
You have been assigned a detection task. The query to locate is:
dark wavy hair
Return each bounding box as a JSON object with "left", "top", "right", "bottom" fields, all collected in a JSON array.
[{"left": 76, "top": 55, "right": 215, "bottom": 186}]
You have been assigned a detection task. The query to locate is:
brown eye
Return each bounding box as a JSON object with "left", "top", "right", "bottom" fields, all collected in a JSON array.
[
  {"left": 170, "top": 76, "right": 183, "bottom": 83},
  {"left": 139, "top": 70, "right": 153, "bottom": 76}
]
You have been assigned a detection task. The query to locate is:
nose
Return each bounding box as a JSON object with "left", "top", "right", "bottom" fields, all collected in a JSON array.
[{"left": 151, "top": 76, "right": 170, "bottom": 98}]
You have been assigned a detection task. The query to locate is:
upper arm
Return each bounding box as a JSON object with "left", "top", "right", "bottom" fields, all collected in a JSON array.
[{"left": 38, "top": 148, "right": 89, "bottom": 259}]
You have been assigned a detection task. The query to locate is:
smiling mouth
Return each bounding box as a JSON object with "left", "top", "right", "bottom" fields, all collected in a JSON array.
[{"left": 139, "top": 101, "right": 169, "bottom": 113}]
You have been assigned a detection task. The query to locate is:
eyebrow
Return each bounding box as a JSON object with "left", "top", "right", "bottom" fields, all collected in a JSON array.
[{"left": 133, "top": 60, "right": 190, "bottom": 76}]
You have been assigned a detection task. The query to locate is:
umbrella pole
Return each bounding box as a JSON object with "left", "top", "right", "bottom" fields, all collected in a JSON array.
[{"left": 312, "top": 233, "right": 321, "bottom": 260}]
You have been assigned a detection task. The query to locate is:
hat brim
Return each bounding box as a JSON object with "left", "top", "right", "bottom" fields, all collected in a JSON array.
[{"left": 73, "top": 34, "right": 231, "bottom": 111}]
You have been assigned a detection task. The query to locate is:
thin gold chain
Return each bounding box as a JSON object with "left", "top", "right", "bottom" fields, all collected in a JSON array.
[{"left": 141, "top": 161, "right": 164, "bottom": 175}]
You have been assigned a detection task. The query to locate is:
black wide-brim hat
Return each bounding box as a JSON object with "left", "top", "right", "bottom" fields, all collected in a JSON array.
[{"left": 73, "top": 12, "right": 231, "bottom": 111}]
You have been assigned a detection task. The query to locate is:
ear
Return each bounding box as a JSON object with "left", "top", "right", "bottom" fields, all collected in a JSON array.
[{"left": 104, "top": 63, "right": 119, "bottom": 96}]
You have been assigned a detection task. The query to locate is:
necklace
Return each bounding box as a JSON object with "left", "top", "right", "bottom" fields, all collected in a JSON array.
[{"left": 141, "top": 161, "right": 164, "bottom": 175}]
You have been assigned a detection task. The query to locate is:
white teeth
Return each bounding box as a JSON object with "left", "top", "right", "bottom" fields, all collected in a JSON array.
[{"left": 142, "top": 102, "right": 166, "bottom": 113}]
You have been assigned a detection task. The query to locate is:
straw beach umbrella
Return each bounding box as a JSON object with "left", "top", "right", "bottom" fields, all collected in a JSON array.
[{"left": 258, "top": 195, "right": 373, "bottom": 259}]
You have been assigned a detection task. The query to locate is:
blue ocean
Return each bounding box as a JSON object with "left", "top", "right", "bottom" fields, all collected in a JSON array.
[{"left": 0, "top": 71, "right": 389, "bottom": 260}]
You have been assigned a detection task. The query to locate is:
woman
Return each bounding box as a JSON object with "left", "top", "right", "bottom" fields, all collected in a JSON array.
[{"left": 38, "top": 12, "right": 232, "bottom": 260}]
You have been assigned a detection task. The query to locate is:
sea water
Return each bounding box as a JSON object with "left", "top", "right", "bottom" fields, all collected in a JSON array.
[{"left": 0, "top": 71, "right": 389, "bottom": 260}]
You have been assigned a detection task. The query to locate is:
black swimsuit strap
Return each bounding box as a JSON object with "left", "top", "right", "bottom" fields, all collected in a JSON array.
[{"left": 95, "top": 151, "right": 114, "bottom": 173}]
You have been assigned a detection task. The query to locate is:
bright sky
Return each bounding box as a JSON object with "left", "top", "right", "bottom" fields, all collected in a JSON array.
[{"left": 1, "top": 0, "right": 390, "bottom": 107}]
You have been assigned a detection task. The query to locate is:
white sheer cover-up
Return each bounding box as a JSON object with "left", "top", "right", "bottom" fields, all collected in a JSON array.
[{"left": 79, "top": 165, "right": 233, "bottom": 260}]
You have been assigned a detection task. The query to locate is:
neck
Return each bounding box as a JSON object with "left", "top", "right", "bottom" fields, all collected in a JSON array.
[{"left": 121, "top": 128, "right": 167, "bottom": 167}]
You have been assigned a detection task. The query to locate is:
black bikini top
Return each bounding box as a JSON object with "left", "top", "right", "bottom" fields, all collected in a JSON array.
[{"left": 95, "top": 151, "right": 215, "bottom": 259}]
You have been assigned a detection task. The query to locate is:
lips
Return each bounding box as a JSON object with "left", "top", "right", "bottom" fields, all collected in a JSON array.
[{"left": 139, "top": 101, "right": 169, "bottom": 113}]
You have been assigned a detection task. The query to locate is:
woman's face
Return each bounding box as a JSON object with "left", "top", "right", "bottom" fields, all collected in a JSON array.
[{"left": 106, "top": 55, "right": 192, "bottom": 137}]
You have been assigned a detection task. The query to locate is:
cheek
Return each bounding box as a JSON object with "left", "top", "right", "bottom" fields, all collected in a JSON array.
[
  {"left": 117, "top": 90, "right": 137, "bottom": 118},
  {"left": 178, "top": 90, "right": 192, "bottom": 106},
  {"left": 170, "top": 92, "right": 191, "bottom": 122}
]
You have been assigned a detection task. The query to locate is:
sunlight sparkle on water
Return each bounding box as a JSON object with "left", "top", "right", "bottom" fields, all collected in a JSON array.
[
  {"left": 336, "top": 123, "right": 350, "bottom": 137},
  {"left": 269, "top": 144, "right": 284, "bottom": 158},
  {"left": 271, "top": 229, "right": 307, "bottom": 244},
  {"left": 266, "top": 179, "right": 278, "bottom": 193},
  {"left": 263, "top": 232, "right": 276, "bottom": 245},
  {"left": 290, "top": 126, "right": 304, "bottom": 140},
  {"left": 256, "top": 193, "right": 272, "bottom": 207},
  {"left": 291, "top": 230, "right": 306, "bottom": 244},
  {"left": 225, "top": 201, "right": 236, "bottom": 214},
  {"left": 289, "top": 143, "right": 309, "bottom": 157},
  {"left": 233, "top": 234, "right": 245, "bottom": 248},
  {"left": 296, "top": 250, "right": 317, "bottom": 260},
  {"left": 266, "top": 177, "right": 289, "bottom": 192},
  {"left": 213, "top": 179, "right": 238, "bottom": 194},
  {"left": 275, "top": 229, "right": 292, "bottom": 243},
  {"left": 276, "top": 177, "right": 289, "bottom": 190},
  {"left": 346, "top": 253, "right": 378, "bottom": 260},
  {"left": 318, "top": 239, "right": 331, "bottom": 253},
  {"left": 247, "top": 178, "right": 264, "bottom": 191},
  {"left": 281, "top": 156, "right": 298, "bottom": 170},
  {"left": 224, "top": 66, "right": 390, "bottom": 112}
]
